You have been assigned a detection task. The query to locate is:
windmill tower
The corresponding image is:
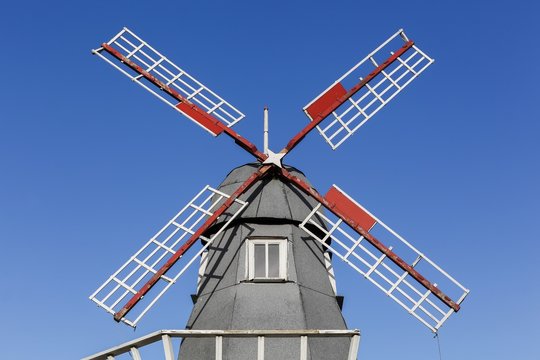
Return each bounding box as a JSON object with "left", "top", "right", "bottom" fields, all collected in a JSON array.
[{"left": 84, "top": 28, "right": 469, "bottom": 360}]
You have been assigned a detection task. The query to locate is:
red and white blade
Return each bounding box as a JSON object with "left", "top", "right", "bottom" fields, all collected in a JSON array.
[
  {"left": 93, "top": 27, "right": 245, "bottom": 136},
  {"left": 300, "top": 184, "right": 469, "bottom": 332},
  {"left": 89, "top": 185, "right": 249, "bottom": 327},
  {"left": 303, "top": 29, "right": 434, "bottom": 149}
]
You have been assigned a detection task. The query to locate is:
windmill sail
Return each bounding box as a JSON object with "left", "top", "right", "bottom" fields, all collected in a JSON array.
[
  {"left": 92, "top": 27, "right": 245, "bottom": 136},
  {"left": 89, "top": 185, "right": 248, "bottom": 327},
  {"left": 88, "top": 25, "right": 469, "bottom": 336},
  {"left": 299, "top": 185, "right": 469, "bottom": 332},
  {"left": 303, "top": 29, "right": 434, "bottom": 150}
]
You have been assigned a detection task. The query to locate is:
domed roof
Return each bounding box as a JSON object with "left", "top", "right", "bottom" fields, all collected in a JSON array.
[{"left": 214, "top": 163, "right": 322, "bottom": 225}]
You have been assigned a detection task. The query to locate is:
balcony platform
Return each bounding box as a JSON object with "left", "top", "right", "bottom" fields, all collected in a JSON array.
[{"left": 82, "top": 329, "right": 360, "bottom": 360}]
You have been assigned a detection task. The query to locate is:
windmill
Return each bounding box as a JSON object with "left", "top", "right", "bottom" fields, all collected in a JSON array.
[{"left": 85, "top": 28, "right": 469, "bottom": 360}]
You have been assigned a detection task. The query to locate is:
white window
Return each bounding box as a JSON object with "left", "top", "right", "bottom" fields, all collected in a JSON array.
[{"left": 246, "top": 238, "right": 287, "bottom": 281}]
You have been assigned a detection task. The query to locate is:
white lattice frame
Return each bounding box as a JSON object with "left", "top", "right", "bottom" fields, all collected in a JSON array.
[
  {"left": 303, "top": 29, "right": 434, "bottom": 150},
  {"left": 319, "top": 49, "right": 432, "bottom": 149},
  {"left": 92, "top": 27, "right": 245, "bottom": 135},
  {"left": 300, "top": 197, "right": 469, "bottom": 332},
  {"left": 89, "top": 185, "right": 248, "bottom": 327}
]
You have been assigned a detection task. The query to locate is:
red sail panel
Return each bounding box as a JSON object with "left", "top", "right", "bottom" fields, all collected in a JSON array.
[
  {"left": 325, "top": 186, "right": 376, "bottom": 232},
  {"left": 305, "top": 82, "right": 347, "bottom": 121},
  {"left": 176, "top": 102, "right": 224, "bottom": 136}
]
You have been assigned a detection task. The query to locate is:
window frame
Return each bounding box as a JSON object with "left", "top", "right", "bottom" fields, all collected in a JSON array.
[{"left": 246, "top": 237, "right": 288, "bottom": 281}]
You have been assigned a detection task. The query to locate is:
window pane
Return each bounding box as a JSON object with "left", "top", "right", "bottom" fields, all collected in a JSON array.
[
  {"left": 254, "top": 244, "right": 265, "bottom": 278},
  {"left": 268, "top": 244, "right": 280, "bottom": 278}
]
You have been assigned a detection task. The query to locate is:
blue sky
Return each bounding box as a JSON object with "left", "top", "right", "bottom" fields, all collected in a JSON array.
[{"left": 0, "top": 0, "right": 538, "bottom": 359}]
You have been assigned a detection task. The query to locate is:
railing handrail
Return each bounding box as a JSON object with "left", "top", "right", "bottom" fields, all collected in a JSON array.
[{"left": 82, "top": 329, "right": 361, "bottom": 360}]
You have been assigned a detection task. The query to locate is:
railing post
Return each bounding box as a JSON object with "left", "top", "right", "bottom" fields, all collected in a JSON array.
[
  {"left": 347, "top": 333, "right": 361, "bottom": 360},
  {"left": 162, "top": 334, "right": 174, "bottom": 360},
  {"left": 215, "top": 335, "right": 223, "bottom": 360},
  {"left": 129, "top": 347, "right": 142, "bottom": 360},
  {"left": 300, "top": 335, "right": 308, "bottom": 360},
  {"left": 257, "top": 336, "right": 265, "bottom": 360}
]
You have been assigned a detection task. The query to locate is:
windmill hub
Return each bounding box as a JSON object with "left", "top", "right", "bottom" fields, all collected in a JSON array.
[{"left": 262, "top": 149, "right": 285, "bottom": 168}]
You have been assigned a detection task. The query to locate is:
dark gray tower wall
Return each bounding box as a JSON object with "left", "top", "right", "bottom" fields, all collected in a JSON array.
[{"left": 178, "top": 164, "right": 350, "bottom": 360}]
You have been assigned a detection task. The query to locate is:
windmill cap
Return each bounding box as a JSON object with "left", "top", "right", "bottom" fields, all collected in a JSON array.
[{"left": 209, "top": 163, "right": 324, "bottom": 230}]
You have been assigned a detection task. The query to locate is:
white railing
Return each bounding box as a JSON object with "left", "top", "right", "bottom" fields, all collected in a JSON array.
[{"left": 82, "top": 329, "right": 360, "bottom": 360}]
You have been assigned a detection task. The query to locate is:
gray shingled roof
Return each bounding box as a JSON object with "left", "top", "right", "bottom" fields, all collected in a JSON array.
[{"left": 214, "top": 163, "right": 322, "bottom": 225}]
